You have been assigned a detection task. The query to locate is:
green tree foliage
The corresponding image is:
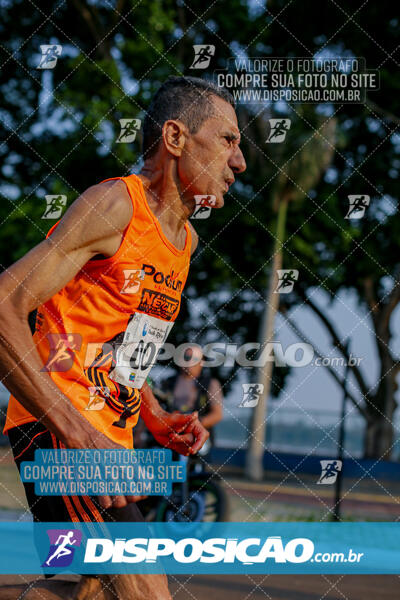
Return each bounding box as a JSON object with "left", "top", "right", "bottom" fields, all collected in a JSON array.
[{"left": 1, "top": 0, "right": 399, "bottom": 457}]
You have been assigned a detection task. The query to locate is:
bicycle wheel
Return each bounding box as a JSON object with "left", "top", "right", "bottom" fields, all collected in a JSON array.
[{"left": 156, "top": 478, "right": 229, "bottom": 523}]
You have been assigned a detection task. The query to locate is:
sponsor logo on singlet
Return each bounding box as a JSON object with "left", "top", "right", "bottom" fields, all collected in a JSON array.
[
  {"left": 142, "top": 263, "right": 183, "bottom": 292},
  {"left": 138, "top": 289, "right": 180, "bottom": 321}
]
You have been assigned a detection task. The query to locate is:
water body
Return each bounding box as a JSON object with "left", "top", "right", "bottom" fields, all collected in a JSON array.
[{"left": 0, "top": 509, "right": 32, "bottom": 522}]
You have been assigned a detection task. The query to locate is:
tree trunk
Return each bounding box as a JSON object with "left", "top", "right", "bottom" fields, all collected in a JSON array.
[
  {"left": 363, "top": 316, "right": 398, "bottom": 458},
  {"left": 245, "top": 196, "right": 288, "bottom": 481},
  {"left": 364, "top": 414, "right": 394, "bottom": 459},
  {"left": 245, "top": 247, "right": 282, "bottom": 481},
  {"left": 364, "top": 369, "right": 397, "bottom": 459}
]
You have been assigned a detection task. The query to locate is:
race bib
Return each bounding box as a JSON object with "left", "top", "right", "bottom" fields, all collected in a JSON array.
[{"left": 108, "top": 312, "right": 173, "bottom": 389}]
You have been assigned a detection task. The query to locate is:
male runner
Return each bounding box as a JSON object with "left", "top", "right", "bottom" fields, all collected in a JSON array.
[{"left": 0, "top": 76, "right": 246, "bottom": 599}]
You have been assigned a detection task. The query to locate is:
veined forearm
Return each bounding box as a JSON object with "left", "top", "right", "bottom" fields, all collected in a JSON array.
[
  {"left": 0, "top": 301, "right": 87, "bottom": 438},
  {"left": 139, "top": 381, "right": 165, "bottom": 426}
]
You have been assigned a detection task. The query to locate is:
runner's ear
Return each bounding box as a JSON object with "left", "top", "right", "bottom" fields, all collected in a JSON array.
[{"left": 162, "top": 120, "right": 186, "bottom": 157}]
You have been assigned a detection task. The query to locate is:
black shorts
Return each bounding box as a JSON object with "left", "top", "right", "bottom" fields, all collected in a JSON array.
[{"left": 8, "top": 421, "right": 144, "bottom": 524}]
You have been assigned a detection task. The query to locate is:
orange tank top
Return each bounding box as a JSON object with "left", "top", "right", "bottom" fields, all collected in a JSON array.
[{"left": 4, "top": 174, "right": 192, "bottom": 448}]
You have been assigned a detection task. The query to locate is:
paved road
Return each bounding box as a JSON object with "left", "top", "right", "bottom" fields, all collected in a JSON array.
[
  {"left": 222, "top": 472, "right": 400, "bottom": 521},
  {"left": 0, "top": 452, "right": 399, "bottom": 598},
  {"left": 0, "top": 574, "right": 399, "bottom": 600},
  {"left": 169, "top": 574, "right": 400, "bottom": 599}
]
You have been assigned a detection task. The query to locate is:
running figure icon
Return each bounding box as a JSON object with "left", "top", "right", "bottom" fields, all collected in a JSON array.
[
  {"left": 190, "top": 45, "right": 215, "bottom": 69},
  {"left": 42, "top": 195, "right": 66, "bottom": 219},
  {"left": 345, "top": 195, "right": 370, "bottom": 219},
  {"left": 275, "top": 269, "right": 299, "bottom": 293},
  {"left": 266, "top": 118, "right": 291, "bottom": 143},
  {"left": 317, "top": 460, "right": 342, "bottom": 485},
  {"left": 37, "top": 45, "right": 62, "bottom": 69},
  {"left": 45, "top": 531, "right": 77, "bottom": 566}
]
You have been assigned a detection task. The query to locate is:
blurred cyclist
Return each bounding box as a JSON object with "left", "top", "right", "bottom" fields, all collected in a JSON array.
[{"left": 161, "top": 345, "right": 223, "bottom": 456}]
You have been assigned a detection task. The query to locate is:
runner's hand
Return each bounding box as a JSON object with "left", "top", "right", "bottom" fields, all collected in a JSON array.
[
  {"left": 149, "top": 410, "right": 209, "bottom": 456},
  {"left": 60, "top": 420, "right": 143, "bottom": 509},
  {"left": 97, "top": 494, "right": 147, "bottom": 509}
]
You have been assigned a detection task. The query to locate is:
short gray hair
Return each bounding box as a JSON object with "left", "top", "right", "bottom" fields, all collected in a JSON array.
[{"left": 142, "top": 76, "right": 235, "bottom": 158}]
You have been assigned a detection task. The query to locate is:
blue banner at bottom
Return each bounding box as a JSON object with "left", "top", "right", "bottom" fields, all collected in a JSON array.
[{"left": 0, "top": 522, "right": 399, "bottom": 574}]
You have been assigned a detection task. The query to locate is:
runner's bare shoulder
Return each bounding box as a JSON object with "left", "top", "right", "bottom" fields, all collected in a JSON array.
[{"left": 47, "top": 179, "right": 133, "bottom": 258}]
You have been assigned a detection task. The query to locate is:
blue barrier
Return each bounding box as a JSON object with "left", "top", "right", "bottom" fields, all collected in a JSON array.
[{"left": 210, "top": 448, "right": 400, "bottom": 480}]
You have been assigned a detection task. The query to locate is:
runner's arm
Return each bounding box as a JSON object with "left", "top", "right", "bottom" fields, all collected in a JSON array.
[
  {"left": 140, "top": 381, "right": 209, "bottom": 455},
  {"left": 188, "top": 222, "right": 198, "bottom": 255},
  {"left": 0, "top": 180, "right": 132, "bottom": 449},
  {"left": 200, "top": 378, "right": 223, "bottom": 429}
]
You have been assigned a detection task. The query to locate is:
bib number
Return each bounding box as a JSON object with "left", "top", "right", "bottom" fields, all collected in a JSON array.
[
  {"left": 129, "top": 339, "right": 158, "bottom": 371},
  {"left": 108, "top": 312, "right": 173, "bottom": 389}
]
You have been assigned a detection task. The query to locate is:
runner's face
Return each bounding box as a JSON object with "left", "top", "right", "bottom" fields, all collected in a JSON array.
[{"left": 178, "top": 96, "right": 246, "bottom": 208}]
